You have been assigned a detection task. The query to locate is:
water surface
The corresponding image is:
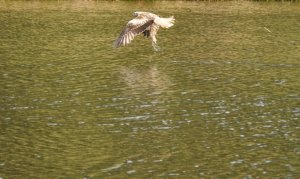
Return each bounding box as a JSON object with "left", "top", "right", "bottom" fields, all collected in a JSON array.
[{"left": 0, "top": 1, "right": 300, "bottom": 178}]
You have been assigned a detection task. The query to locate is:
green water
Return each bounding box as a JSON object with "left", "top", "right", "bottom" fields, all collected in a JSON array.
[{"left": 1, "top": 1, "right": 300, "bottom": 178}]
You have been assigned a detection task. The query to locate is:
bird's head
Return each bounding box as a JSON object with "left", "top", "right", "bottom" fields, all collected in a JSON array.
[
  {"left": 133, "top": 12, "right": 140, "bottom": 17},
  {"left": 133, "top": 12, "right": 148, "bottom": 17}
]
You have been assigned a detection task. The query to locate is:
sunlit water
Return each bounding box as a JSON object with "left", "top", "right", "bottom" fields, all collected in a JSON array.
[{"left": 1, "top": 1, "right": 300, "bottom": 178}]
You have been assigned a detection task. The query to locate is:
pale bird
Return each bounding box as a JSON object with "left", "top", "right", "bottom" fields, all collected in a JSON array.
[{"left": 114, "top": 12, "right": 175, "bottom": 51}]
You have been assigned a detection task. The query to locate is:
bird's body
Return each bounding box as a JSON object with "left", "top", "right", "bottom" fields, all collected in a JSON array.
[{"left": 114, "top": 12, "right": 175, "bottom": 50}]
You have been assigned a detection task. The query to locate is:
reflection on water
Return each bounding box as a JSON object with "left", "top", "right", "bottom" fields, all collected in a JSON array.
[
  {"left": 0, "top": 1, "right": 300, "bottom": 178},
  {"left": 120, "top": 64, "right": 172, "bottom": 93}
]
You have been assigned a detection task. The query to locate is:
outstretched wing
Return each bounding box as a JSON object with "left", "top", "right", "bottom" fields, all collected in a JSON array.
[{"left": 115, "top": 16, "right": 154, "bottom": 48}]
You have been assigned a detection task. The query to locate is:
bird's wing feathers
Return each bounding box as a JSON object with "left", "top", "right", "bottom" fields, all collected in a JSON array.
[{"left": 115, "top": 16, "right": 154, "bottom": 48}]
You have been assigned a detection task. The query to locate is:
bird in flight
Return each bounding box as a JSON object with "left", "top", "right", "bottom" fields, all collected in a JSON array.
[{"left": 114, "top": 12, "right": 175, "bottom": 51}]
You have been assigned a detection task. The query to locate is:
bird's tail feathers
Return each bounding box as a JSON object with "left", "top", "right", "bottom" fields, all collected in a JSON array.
[{"left": 155, "top": 16, "right": 175, "bottom": 28}]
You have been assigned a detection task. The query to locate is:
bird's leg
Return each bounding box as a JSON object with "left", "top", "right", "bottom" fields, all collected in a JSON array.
[
  {"left": 151, "top": 36, "right": 160, "bottom": 51},
  {"left": 143, "top": 30, "right": 150, "bottom": 37},
  {"left": 152, "top": 41, "right": 160, "bottom": 51}
]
